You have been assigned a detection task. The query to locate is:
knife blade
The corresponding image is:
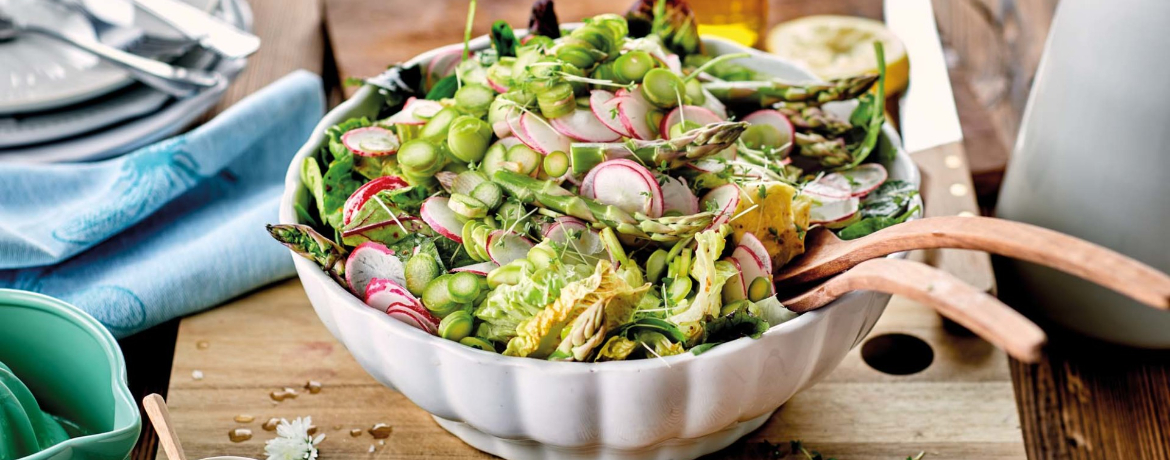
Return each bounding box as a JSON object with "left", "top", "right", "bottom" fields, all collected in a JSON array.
[
  {"left": 131, "top": 0, "right": 260, "bottom": 59},
  {"left": 885, "top": 0, "right": 996, "bottom": 294}
]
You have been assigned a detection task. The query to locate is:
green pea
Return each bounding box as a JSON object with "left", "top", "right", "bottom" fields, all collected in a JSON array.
[
  {"left": 460, "top": 337, "right": 497, "bottom": 352},
  {"left": 641, "top": 68, "right": 686, "bottom": 109},
  {"left": 614, "top": 51, "right": 655, "bottom": 84},
  {"left": 748, "top": 276, "right": 772, "bottom": 302},
  {"left": 439, "top": 310, "right": 474, "bottom": 341},
  {"left": 542, "top": 150, "right": 569, "bottom": 177}
]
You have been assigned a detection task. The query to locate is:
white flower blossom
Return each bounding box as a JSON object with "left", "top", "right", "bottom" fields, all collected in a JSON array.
[{"left": 264, "top": 417, "right": 324, "bottom": 460}]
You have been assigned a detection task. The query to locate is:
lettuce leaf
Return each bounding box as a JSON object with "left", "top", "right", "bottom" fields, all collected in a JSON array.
[
  {"left": 691, "top": 311, "right": 769, "bottom": 355},
  {"left": 668, "top": 226, "right": 736, "bottom": 342},
  {"left": 474, "top": 262, "right": 591, "bottom": 344},
  {"left": 504, "top": 260, "right": 649, "bottom": 358}
]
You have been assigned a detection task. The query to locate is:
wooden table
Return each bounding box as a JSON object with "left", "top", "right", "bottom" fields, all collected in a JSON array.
[{"left": 122, "top": 0, "right": 1170, "bottom": 459}]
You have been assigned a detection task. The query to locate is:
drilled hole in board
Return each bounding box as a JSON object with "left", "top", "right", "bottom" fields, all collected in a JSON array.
[{"left": 861, "top": 333, "right": 933, "bottom": 375}]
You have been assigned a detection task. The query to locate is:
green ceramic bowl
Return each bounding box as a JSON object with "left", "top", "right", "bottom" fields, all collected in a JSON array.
[{"left": 0, "top": 289, "right": 140, "bottom": 460}]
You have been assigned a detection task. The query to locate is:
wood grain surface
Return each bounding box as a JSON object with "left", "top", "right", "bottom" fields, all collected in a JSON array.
[{"left": 158, "top": 278, "right": 1026, "bottom": 460}]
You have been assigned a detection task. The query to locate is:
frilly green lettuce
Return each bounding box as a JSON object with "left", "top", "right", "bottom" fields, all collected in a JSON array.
[
  {"left": 668, "top": 226, "right": 736, "bottom": 342},
  {"left": 750, "top": 295, "right": 799, "bottom": 327},
  {"left": 505, "top": 260, "right": 650, "bottom": 358},
  {"left": 474, "top": 262, "right": 591, "bottom": 343}
]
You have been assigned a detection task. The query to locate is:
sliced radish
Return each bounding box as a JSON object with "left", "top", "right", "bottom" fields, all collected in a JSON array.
[
  {"left": 826, "top": 163, "right": 888, "bottom": 197},
  {"left": 802, "top": 175, "right": 852, "bottom": 200},
  {"left": 452, "top": 171, "right": 488, "bottom": 196},
  {"left": 386, "top": 98, "right": 443, "bottom": 125},
  {"left": 518, "top": 112, "right": 571, "bottom": 155},
  {"left": 581, "top": 159, "right": 663, "bottom": 217},
  {"left": 365, "top": 278, "right": 438, "bottom": 334},
  {"left": 809, "top": 195, "right": 861, "bottom": 224},
  {"left": 700, "top": 183, "right": 741, "bottom": 228},
  {"left": 743, "top": 109, "right": 795, "bottom": 155},
  {"left": 543, "top": 217, "right": 605, "bottom": 255},
  {"left": 343, "top": 176, "right": 409, "bottom": 225},
  {"left": 451, "top": 261, "right": 499, "bottom": 276},
  {"left": 347, "top": 242, "right": 407, "bottom": 298},
  {"left": 617, "top": 91, "right": 657, "bottom": 140},
  {"left": 615, "top": 88, "right": 629, "bottom": 97},
  {"left": 342, "top": 126, "right": 399, "bottom": 156},
  {"left": 731, "top": 246, "right": 773, "bottom": 296},
  {"left": 492, "top": 119, "right": 512, "bottom": 138},
  {"left": 590, "top": 90, "right": 632, "bottom": 138},
  {"left": 420, "top": 196, "right": 464, "bottom": 243},
  {"left": 659, "top": 175, "right": 699, "bottom": 215},
  {"left": 426, "top": 48, "right": 463, "bottom": 86},
  {"left": 660, "top": 105, "right": 723, "bottom": 140},
  {"left": 434, "top": 171, "right": 457, "bottom": 194},
  {"left": 721, "top": 257, "right": 748, "bottom": 302},
  {"left": 486, "top": 230, "right": 536, "bottom": 266},
  {"left": 342, "top": 215, "right": 428, "bottom": 243},
  {"left": 551, "top": 107, "right": 622, "bottom": 142},
  {"left": 736, "top": 232, "right": 773, "bottom": 273},
  {"left": 486, "top": 76, "right": 509, "bottom": 93}
]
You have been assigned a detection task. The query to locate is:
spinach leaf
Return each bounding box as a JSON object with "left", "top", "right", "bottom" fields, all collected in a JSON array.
[
  {"left": 321, "top": 154, "right": 361, "bottom": 230},
  {"left": 692, "top": 311, "right": 769, "bottom": 355},
  {"left": 425, "top": 75, "right": 459, "bottom": 100},
  {"left": 490, "top": 20, "right": 518, "bottom": 57},
  {"left": 860, "top": 180, "right": 918, "bottom": 218},
  {"left": 839, "top": 42, "right": 886, "bottom": 170},
  {"left": 837, "top": 205, "right": 919, "bottom": 240}
]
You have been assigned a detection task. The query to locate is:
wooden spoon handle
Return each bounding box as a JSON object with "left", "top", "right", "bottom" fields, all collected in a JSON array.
[
  {"left": 143, "top": 393, "right": 187, "bottom": 460},
  {"left": 781, "top": 258, "right": 1047, "bottom": 363},
  {"left": 779, "top": 216, "right": 1170, "bottom": 309}
]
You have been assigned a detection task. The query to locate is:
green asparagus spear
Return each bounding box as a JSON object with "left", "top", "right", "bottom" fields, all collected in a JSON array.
[
  {"left": 492, "top": 170, "right": 714, "bottom": 243},
  {"left": 794, "top": 132, "right": 851, "bottom": 167},
  {"left": 701, "top": 73, "right": 878, "bottom": 108},
  {"left": 626, "top": 121, "right": 749, "bottom": 168},
  {"left": 550, "top": 300, "right": 608, "bottom": 361},
  {"left": 778, "top": 106, "right": 852, "bottom": 135},
  {"left": 267, "top": 224, "right": 348, "bottom": 286}
]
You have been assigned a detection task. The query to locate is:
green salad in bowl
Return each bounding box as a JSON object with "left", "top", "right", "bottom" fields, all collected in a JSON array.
[{"left": 268, "top": 0, "right": 916, "bottom": 362}]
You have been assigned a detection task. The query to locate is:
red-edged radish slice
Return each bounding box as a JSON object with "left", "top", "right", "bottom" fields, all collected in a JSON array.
[
  {"left": 659, "top": 175, "right": 699, "bottom": 215},
  {"left": 505, "top": 112, "right": 532, "bottom": 147},
  {"left": 542, "top": 216, "right": 588, "bottom": 238},
  {"left": 551, "top": 107, "right": 622, "bottom": 142},
  {"left": 659, "top": 105, "right": 723, "bottom": 140},
  {"left": 590, "top": 90, "right": 632, "bottom": 138},
  {"left": 615, "top": 88, "right": 629, "bottom": 97},
  {"left": 342, "top": 126, "right": 399, "bottom": 156},
  {"left": 486, "top": 77, "right": 509, "bottom": 93},
  {"left": 685, "top": 146, "right": 735, "bottom": 173},
  {"left": 434, "top": 171, "right": 457, "bottom": 194},
  {"left": 386, "top": 98, "right": 443, "bottom": 125},
  {"left": 802, "top": 175, "right": 852, "bottom": 200},
  {"left": 343, "top": 175, "right": 409, "bottom": 225},
  {"left": 699, "top": 88, "right": 728, "bottom": 120},
  {"left": 731, "top": 246, "right": 773, "bottom": 296},
  {"left": 736, "top": 232, "right": 773, "bottom": 273},
  {"left": 420, "top": 197, "right": 464, "bottom": 243},
  {"left": 347, "top": 242, "right": 407, "bottom": 297},
  {"left": 486, "top": 230, "right": 536, "bottom": 266},
  {"left": 543, "top": 217, "right": 605, "bottom": 255},
  {"left": 617, "top": 91, "right": 657, "bottom": 140},
  {"left": 451, "top": 261, "right": 499, "bottom": 276},
  {"left": 809, "top": 195, "right": 861, "bottom": 224},
  {"left": 492, "top": 120, "right": 512, "bottom": 138},
  {"left": 720, "top": 257, "right": 748, "bottom": 302},
  {"left": 519, "top": 112, "right": 571, "bottom": 155},
  {"left": 663, "top": 54, "right": 682, "bottom": 74},
  {"left": 426, "top": 48, "right": 462, "bottom": 85},
  {"left": 700, "top": 183, "right": 741, "bottom": 228},
  {"left": 827, "top": 163, "right": 889, "bottom": 197},
  {"left": 582, "top": 159, "right": 663, "bottom": 217},
  {"left": 743, "top": 109, "right": 795, "bottom": 155},
  {"left": 364, "top": 278, "right": 438, "bottom": 334}
]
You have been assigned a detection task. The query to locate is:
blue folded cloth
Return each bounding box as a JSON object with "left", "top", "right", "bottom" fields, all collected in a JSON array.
[{"left": 0, "top": 71, "right": 325, "bottom": 337}]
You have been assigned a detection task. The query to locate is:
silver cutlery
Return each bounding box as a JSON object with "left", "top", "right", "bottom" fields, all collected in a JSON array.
[
  {"left": 48, "top": 0, "right": 197, "bottom": 59},
  {"left": 0, "top": 10, "right": 222, "bottom": 98},
  {"left": 130, "top": 0, "right": 260, "bottom": 59}
]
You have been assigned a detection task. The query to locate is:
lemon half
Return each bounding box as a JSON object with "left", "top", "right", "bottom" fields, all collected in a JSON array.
[{"left": 765, "top": 15, "right": 909, "bottom": 96}]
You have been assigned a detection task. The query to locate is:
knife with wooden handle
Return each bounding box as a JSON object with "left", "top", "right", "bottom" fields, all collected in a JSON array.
[{"left": 884, "top": 0, "right": 996, "bottom": 294}]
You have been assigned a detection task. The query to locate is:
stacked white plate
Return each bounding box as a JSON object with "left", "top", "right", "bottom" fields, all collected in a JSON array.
[{"left": 0, "top": 0, "right": 252, "bottom": 163}]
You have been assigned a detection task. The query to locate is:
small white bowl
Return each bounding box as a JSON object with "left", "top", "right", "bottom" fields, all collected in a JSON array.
[{"left": 279, "top": 33, "right": 919, "bottom": 460}]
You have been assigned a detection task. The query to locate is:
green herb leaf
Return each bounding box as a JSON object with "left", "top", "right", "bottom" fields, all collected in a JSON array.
[{"left": 490, "top": 20, "right": 518, "bottom": 57}]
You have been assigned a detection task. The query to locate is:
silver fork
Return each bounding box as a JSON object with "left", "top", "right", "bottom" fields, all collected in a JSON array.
[
  {"left": 0, "top": 10, "right": 222, "bottom": 98},
  {"left": 47, "top": 0, "right": 197, "bottom": 59}
]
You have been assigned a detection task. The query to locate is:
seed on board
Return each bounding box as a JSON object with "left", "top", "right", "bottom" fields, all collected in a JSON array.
[
  {"left": 191, "top": 370, "right": 204, "bottom": 380},
  {"left": 228, "top": 428, "right": 252, "bottom": 442},
  {"left": 350, "top": 428, "right": 362, "bottom": 437},
  {"left": 304, "top": 380, "right": 323, "bottom": 394},
  {"left": 196, "top": 340, "right": 210, "bottom": 350},
  {"left": 234, "top": 414, "right": 255, "bottom": 423},
  {"left": 270, "top": 387, "right": 298, "bottom": 401},
  {"left": 307, "top": 425, "right": 319, "bottom": 436},
  {"left": 262, "top": 418, "right": 280, "bottom": 431},
  {"left": 367, "top": 445, "right": 375, "bottom": 453},
  {"left": 368, "top": 423, "right": 392, "bottom": 439}
]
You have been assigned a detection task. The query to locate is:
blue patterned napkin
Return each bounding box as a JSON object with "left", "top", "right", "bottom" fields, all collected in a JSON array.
[{"left": 0, "top": 71, "right": 325, "bottom": 337}]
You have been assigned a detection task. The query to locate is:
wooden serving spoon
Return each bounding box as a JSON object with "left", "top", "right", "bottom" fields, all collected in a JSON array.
[
  {"left": 143, "top": 394, "right": 187, "bottom": 460},
  {"left": 779, "top": 258, "right": 1047, "bottom": 363},
  {"left": 775, "top": 216, "right": 1170, "bottom": 309}
]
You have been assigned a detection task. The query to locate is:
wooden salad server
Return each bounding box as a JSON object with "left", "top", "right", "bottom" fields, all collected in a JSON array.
[
  {"left": 775, "top": 216, "right": 1170, "bottom": 310},
  {"left": 779, "top": 258, "right": 1047, "bottom": 363},
  {"left": 144, "top": 394, "right": 187, "bottom": 460}
]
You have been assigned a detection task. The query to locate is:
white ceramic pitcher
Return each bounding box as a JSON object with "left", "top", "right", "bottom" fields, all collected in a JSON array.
[{"left": 996, "top": 0, "right": 1170, "bottom": 347}]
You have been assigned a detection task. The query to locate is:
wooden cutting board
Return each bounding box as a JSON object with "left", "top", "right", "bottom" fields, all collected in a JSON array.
[{"left": 160, "top": 261, "right": 1025, "bottom": 460}]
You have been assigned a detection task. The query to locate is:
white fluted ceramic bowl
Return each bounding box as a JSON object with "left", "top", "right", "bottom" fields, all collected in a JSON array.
[{"left": 280, "top": 33, "right": 919, "bottom": 460}]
